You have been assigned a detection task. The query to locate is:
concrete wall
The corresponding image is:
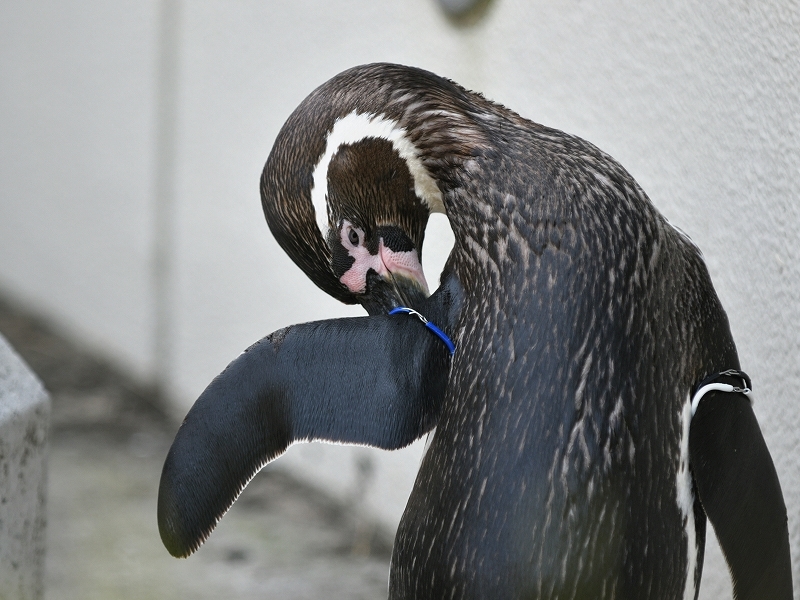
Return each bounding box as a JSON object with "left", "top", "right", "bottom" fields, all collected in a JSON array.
[
  {"left": 1, "top": 1, "right": 798, "bottom": 596},
  {"left": 0, "top": 335, "right": 49, "bottom": 600}
]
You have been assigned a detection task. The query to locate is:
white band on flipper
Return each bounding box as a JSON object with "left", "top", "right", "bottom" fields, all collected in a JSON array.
[{"left": 690, "top": 380, "right": 751, "bottom": 417}]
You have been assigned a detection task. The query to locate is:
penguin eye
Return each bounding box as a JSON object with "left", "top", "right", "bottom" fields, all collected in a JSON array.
[{"left": 348, "top": 228, "right": 360, "bottom": 246}]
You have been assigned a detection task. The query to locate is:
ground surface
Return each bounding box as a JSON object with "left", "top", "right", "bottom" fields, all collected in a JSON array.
[{"left": 0, "top": 295, "right": 392, "bottom": 600}]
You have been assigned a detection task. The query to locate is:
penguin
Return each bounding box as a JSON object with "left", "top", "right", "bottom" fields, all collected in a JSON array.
[{"left": 158, "top": 63, "right": 792, "bottom": 599}]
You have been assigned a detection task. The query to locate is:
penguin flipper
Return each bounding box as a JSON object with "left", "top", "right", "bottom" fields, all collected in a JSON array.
[
  {"left": 157, "top": 315, "right": 449, "bottom": 558},
  {"left": 689, "top": 390, "right": 793, "bottom": 600}
]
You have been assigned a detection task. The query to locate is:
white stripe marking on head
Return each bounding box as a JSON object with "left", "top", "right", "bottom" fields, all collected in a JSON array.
[{"left": 310, "top": 111, "right": 445, "bottom": 236}]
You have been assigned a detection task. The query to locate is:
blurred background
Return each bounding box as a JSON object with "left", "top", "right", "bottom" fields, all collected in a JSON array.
[{"left": 1, "top": 0, "right": 798, "bottom": 598}]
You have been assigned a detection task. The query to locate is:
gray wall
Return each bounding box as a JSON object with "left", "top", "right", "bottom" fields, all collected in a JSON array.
[
  {"left": 2, "top": 1, "right": 798, "bottom": 596},
  {"left": 0, "top": 334, "right": 49, "bottom": 600}
]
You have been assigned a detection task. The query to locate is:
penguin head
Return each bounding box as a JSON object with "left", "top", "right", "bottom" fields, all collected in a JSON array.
[
  {"left": 323, "top": 136, "right": 432, "bottom": 314},
  {"left": 262, "top": 106, "right": 448, "bottom": 315},
  {"left": 261, "top": 64, "right": 490, "bottom": 314}
]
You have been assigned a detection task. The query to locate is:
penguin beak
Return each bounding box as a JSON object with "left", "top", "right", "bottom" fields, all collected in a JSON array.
[
  {"left": 334, "top": 224, "right": 430, "bottom": 314},
  {"left": 386, "top": 269, "right": 430, "bottom": 306},
  {"left": 359, "top": 241, "right": 430, "bottom": 315},
  {"left": 378, "top": 241, "right": 429, "bottom": 296},
  {"left": 361, "top": 267, "right": 430, "bottom": 315}
]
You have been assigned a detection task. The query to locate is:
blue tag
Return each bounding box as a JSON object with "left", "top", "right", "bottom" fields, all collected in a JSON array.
[{"left": 389, "top": 307, "right": 456, "bottom": 355}]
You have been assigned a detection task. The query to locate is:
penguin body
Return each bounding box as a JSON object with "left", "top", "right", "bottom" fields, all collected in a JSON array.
[{"left": 159, "top": 64, "right": 791, "bottom": 599}]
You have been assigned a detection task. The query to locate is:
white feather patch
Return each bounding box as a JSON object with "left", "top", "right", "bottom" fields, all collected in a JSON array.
[
  {"left": 677, "top": 395, "right": 698, "bottom": 600},
  {"left": 419, "top": 426, "right": 437, "bottom": 465},
  {"left": 310, "top": 111, "right": 445, "bottom": 236}
]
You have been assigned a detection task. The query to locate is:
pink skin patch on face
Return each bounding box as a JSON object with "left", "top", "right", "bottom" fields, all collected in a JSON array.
[{"left": 337, "top": 222, "right": 429, "bottom": 296}]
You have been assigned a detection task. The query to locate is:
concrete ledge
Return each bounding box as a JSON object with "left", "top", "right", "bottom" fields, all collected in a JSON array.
[{"left": 0, "top": 334, "right": 49, "bottom": 600}]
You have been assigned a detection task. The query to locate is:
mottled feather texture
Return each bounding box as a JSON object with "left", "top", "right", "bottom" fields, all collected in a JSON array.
[{"left": 261, "top": 63, "right": 730, "bottom": 597}]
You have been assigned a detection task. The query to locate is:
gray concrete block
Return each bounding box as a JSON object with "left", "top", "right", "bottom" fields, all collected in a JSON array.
[{"left": 0, "top": 334, "right": 50, "bottom": 600}]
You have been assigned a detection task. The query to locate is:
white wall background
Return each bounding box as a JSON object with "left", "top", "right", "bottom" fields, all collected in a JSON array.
[{"left": 1, "top": 1, "right": 798, "bottom": 597}]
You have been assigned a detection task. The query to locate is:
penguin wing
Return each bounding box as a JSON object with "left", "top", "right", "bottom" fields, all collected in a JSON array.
[
  {"left": 690, "top": 390, "right": 793, "bottom": 600},
  {"left": 157, "top": 315, "right": 449, "bottom": 558}
]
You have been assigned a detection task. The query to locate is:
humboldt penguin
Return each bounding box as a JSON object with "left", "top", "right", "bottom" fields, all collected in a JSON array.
[{"left": 158, "top": 63, "right": 792, "bottom": 599}]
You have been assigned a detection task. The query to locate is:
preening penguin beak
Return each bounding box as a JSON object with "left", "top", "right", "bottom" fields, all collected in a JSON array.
[
  {"left": 382, "top": 258, "right": 430, "bottom": 309},
  {"left": 361, "top": 268, "right": 430, "bottom": 316},
  {"left": 378, "top": 239, "right": 430, "bottom": 296},
  {"left": 334, "top": 222, "right": 430, "bottom": 314},
  {"left": 354, "top": 240, "right": 430, "bottom": 315}
]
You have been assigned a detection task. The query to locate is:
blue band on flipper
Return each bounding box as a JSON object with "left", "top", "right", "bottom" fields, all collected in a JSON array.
[{"left": 389, "top": 307, "right": 456, "bottom": 355}]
